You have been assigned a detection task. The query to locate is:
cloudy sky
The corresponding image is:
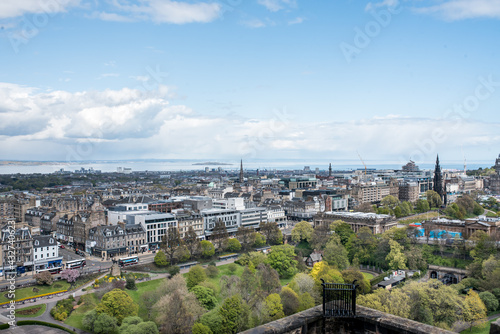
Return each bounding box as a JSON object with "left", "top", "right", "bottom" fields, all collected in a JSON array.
[{"left": 0, "top": 0, "right": 499, "bottom": 165}]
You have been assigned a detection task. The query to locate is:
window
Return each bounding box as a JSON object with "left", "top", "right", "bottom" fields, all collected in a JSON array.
[
  {"left": 35, "top": 255, "right": 37, "bottom": 259},
  {"left": 52, "top": 253, "right": 55, "bottom": 257},
  {"left": 41, "top": 254, "right": 43, "bottom": 258}
]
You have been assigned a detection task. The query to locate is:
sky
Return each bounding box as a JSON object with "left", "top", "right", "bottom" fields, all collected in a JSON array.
[{"left": 0, "top": 0, "right": 499, "bottom": 167}]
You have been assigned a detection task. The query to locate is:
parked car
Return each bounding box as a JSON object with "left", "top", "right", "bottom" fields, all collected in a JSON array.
[{"left": 59, "top": 245, "right": 65, "bottom": 249}]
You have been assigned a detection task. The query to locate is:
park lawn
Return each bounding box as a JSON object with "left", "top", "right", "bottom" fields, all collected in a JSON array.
[
  {"left": 127, "top": 278, "right": 166, "bottom": 319},
  {"left": 15, "top": 304, "right": 47, "bottom": 318},
  {"left": 460, "top": 317, "right": 499, "bottom": 334},
  {"left": 64, "top": 293, "right": 99, "bottom": 329},
  {"left": 0, "top": 281, "right": 70, "bottom": 304},
  {"left": 280, "top": 276, "right": 294, "bottom": 287},
  {"left": 362, "top": 272, "right": 374, "bottom": 280}
]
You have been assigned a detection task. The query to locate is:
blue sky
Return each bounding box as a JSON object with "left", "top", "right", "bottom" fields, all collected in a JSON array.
[{"left": 0, "top": 0, "right": 499, "bottom": 166}]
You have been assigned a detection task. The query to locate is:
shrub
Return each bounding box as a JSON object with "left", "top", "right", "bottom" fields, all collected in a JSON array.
[
  {"left": 227, "top": 263, "right": 237, "bottom": 274},
  {"left": 205, "top": 265, "right": 219, "bottom": 278},
  {"left": 125, "top": 277, "right": 137, "bottom": 290},
  {"left": 168, "top": 265, "right": 180, "bottom": 276},
  {"left": 192, "top": 322, "right": 213, "bottom": 334},
  {"left": 50, "top": 297, "right": 74, "bottom": 321},
  {"left": 226, "top": 239, "right": 242, "bottom": 252},
  {"left": 154, "top": 250, "right": 169, "bottom": 267},
  {"left": 186, "top": 265, "right": 207, "bottom": 289},
  {"left": 479, "top": 291, "right": 499, "bottom": 313},
  {"left": 17, "top": 320, "right": 76, "bottom": 333},
  {"left": 34, "top": 271, "right": 53, "bottom": 286}
]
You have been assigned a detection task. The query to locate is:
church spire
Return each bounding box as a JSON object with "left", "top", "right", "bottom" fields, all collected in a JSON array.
[
  {"left": 239, "top": 159, "right": 244, "bottom": 183},
  {"left": 329, "top": 163, "right": 332, "bottom": 177}
]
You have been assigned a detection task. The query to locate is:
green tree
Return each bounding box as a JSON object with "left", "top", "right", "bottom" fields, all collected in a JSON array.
[
  {"left": 191, "top": 285, "right": 218, "bottom": 310},
  {"left": 381, "top": 195, "right": 399, "bottom": 208},
  {"left": 154, "top": 250, "right": 168, "bottom": 267},
  {"left": 291, "top": 221, "right": 314, "bottom": 243},
  {"left": 310, "top": 224, "right": 330, "bottom": 250},
  {"left": 257, "top": 263, "right": 281, "bottom": 295},
  {"left": 386, "top": 239, "right": 407, "bottom": 270},
  {"left": 426, "top": 190, "right": 442, "bottom": 209},
  {"left": 219, "top": 295, "right": 245, "bottom": 334},
  {"left": 125, "top": 277, "right": 136, "bottom": 290},
  {"left": 416, "top": 199, "right": 430, "bottom": 213},
  {"left": 239, "top": 265, "right": 258, "bottom": 303},
  {"left": 463, "top": 290, "right": 487, "bottom": 332},
  {"left": 253, "top": 232, "right": 266, "bottom": 247},
  {"left": 333, "top": 223, "right": 355, "bottom": 246},
  {"left": 82, "top": 310, "right": 98, "bottom": 332},
  {"left": 200, "top": 240, "right": 215, "bottom": 258},
  {"left": 161, "top": 226, "right": 184, "bottom": 265},
  {"left": 94, "top": 313, "right": 118, "bottom": 334},
  {"left": 479, "top": 291, "right": 499, "bottom": 313},
  {"left": 264, "top": 293, "right": 285, "bottom": 321},
  {"left": 192, "top": 323, "right": 213, "bottom": 334},
  {"left": 211, "top": 220, "right": 229, "bottom": 252},
  {"left": 341, "top": 268, "right": 371, "bottom": 294},
  {"left": 119, "top": 316, "right": 142, "bottom": 334},
  {"left": 184, "top": 226, "right": 201, "bottom": 259},
  {"left": 96, "top": 288, "right": 139, "bottom": 324},
  {"left": 237, "top": 226, "right": 254, "bottom": 250},
  {"left": 298, "top": 292, "right": 315, "bottom": 311},
  {"left": 226, "top": 238, "right": 242, "bottom": 252},
  {"left": 186, "top": 265, "right": 207, "bottom": 289},
  {"left": 323, "top": 235, "right": 349, "bottom": 270},
  {"left": 266, "top": 245, "right": 298, "bottom": 278},
  {"left": 280, "top": 286, "right": 300, "bottom": 316},
  {"left": 205, "top": 264, "right": 219, "bottom": 279},
  {"left": 260, "top": 222, "right": 282, "bottom": 245}
]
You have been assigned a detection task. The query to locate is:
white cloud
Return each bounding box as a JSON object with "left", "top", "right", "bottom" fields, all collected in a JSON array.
[
  {"left": 288, "top": 17, "right": 304, "bottom": 25},
  {"left": 88, "top": 11, "right": 136, "bottom": 22},
  {"left": 365, "top": 0, "right": 399, "bottom": 12},
  {"left": 241, "top": 18, "right": 267, "bottom": 28},
  {"left": 0, "top": 82, "right": 499, "bottom": 162},
  {"left": 98, "top": 73, "right": 120, "bottom": 79},
  {"left": 257, "top": 0, "right": 296, "bottom": 12},
  {"left": 0, "top": 0, "right": 80, "bottom": 19},
  {"left": 414, "top": 0, "right": 500, "bottom": 20}
]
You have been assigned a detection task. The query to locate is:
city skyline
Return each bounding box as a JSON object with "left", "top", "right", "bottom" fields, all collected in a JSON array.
[{"left": 1, "top": 0, "right": 500, "bottom": 164}]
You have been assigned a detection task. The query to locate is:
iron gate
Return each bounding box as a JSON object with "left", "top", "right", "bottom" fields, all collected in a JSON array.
[{"left": 321, "top": 279, "right": 358, "bottom": 318}]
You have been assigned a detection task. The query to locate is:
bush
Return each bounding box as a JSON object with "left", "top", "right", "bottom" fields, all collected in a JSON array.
[
  {"left": 125, "top": 277, "right": 137, "bottom": 290},
  {"left": 50, "top": 297, "right": 74, "bottom": 321},
  {"left": 226, "top": 239, "right": 242, "bottom": 252},
  {"left": 479, "top": 291, "right": 499, "bottom": 313},
  {"left": 186, "top": 265, "right": 207, "bottom": 289},
  {"left": 168, "top": 265, "right": 180, "bottom": 276},
  {"left": 205, "top": 265, "right": 219, "bottom": 278},
  {"left": 154, "top": 250, "right": 169, "bottom": 267},
  {"left": 191, "top": 285, "right": 218, "bottom": 310},
  {"left": 17, "top": 320, "right": 76, "bottom": 333},
  {"left": 34, "top": 271, "right": 54, "bottom": 286},
  {"left": 0, "top": 323, "right": 9, "bottom": 329},
  {"left": 192, "top": 322, "right": 213, "bottom": 334},
  {"left": 227, "top": 263, "right": 237, "bottom": 274}
]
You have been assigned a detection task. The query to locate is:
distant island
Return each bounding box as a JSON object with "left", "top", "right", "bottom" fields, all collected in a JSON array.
[{"left": 192, "top": 162, "right": 233, "bottom": 166}]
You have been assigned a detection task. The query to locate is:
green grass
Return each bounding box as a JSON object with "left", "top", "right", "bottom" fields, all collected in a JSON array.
[
  {"left": 460, "top": 317, "right": 499, "bottom": 334},
  {"left": 64, "top": 293, "right": 99, "bottom": 329},
  {"left": 0, "top": 281, "right": 71, "bottom": 304},
  {"left": 15, "top": 304, "right": 47, "bottom": 318},
  {"left": 126, "top": 278, "right": 166, "bottom": 319},
  {"left": 362, "top": 272, "right": 374, "bottom": 280},
  {"left": 486, "top": 211, "right": 498, "bottom": 217}
]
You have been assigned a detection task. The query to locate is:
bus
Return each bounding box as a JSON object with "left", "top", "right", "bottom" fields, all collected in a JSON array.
[
  {"left": 118, "top": 256, "right": 139, "bottom": 267},
  {"left": 66, "top": 259, "right": 86, "bottom": 269},
  {"left": 36, "top": 267, "right": 62, "bottom": 275},
  {"left": 218, "top": 253, "right": 239, "bottom": 261},
  {"left": 178, "top": 261, "right": 199, "bottom": 270}
]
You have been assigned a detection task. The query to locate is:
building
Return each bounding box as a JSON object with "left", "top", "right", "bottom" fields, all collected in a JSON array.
[
  {"left": 73, "top": 211, "right": 105, "bottom": 252},
  {"left": 40, "top": 212, "right": 59, "bottom": 235},
  {"left": 201, "top": 208, "right": 241, "bottom": 236},
  {"left": 33, "top": 235, "right": 63, "bottom": 271},
  {"left": 0, "top": 226, "right": 33, "bottom": 274},
  {"left": 148, "top": 200, "right": 183, "bottom": 213},
  {"left": 88, "top": 225, "right": 127, "bottom": 259},
  {"left": 213, "top": 198, "right": 245, "bottom": 211},
  {"left": 402, "top": 160, "right": 419, "bottom": 172},
  {"left": 56, "top": 215, "right": 75, "bottom": 245},
  {"left": 314, "top": 211, "right": 396, "bottom": 234},
  {"left": 422, "top": 217, "right": 495, "bottom": 239},
  {"left": 125, "top": 211, "right": 177, "bottom": 249},
  {"left": 398, "top": 182, "right": 419, "bottom": 203},
  {"left": 240, "top": 207, "right": 267, "bottom": 230},
  {"left": 124, "top": 224, "right": 148, "bottom": 254},
  {"left": 486, "top": 154, "right": 500, "bottom": 194},
  {"left": 280, "top": 177, "right": 318, "bottom": 190},
  {"left": 351, "top": 183, "right": 390, "bottom": 204},
  {"left": 182, "top": 196, "right": 213, "bottom": 212},
  {"left": 176, "top": 212, "right": 204, "bottom": 239}
]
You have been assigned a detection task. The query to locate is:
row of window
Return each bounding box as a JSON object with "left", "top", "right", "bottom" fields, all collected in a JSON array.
[{"left": 34, "top": 253, "right": 55, "bottom": 259}]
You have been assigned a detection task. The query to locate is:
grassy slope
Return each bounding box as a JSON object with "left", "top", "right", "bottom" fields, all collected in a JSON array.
[
  {"left": 460, "top": 318, "right": 499, "bottom": 334},
  {"left": 0, "top": 281, "right": 70, "bottom": 304},
  {"left": 15, "top": 304, "right": 47, "bottom": 318}
]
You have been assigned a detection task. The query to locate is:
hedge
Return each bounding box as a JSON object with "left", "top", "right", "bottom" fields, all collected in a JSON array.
[
  {"left": 17, "top": 320, "right": 77, "bottom": 333},
  {"left": 0, "top": 323, "right": 9, "bottom": 329},
  {"left": 370, "top": 271, "right": 392, "bottom": 286},
  {"left": 0, "top": 290, "right": 67, "bottom": 306}
]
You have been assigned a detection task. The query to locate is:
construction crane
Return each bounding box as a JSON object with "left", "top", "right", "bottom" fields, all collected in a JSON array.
[{"left": 357, "top": 151, "right": 367, "bottom": 175}]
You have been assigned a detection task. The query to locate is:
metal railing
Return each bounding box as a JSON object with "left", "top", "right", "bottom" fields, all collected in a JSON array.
[{"left": 321, "top": 279, "right": 358, "bottom": 318}]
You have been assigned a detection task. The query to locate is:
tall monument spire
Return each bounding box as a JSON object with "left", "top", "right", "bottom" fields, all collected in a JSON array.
[
  {"left": 239, "top": 159, "right": 244, "bottom": 183},
  {"left": 329, "top": 163, "right": 332, "bottom": 177},
  {"left": 433, "top": 154, "right": 444, "bottom": 200}
]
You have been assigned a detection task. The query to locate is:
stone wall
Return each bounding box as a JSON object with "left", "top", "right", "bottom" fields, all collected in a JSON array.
[{"left": 239, "top": 305, "right": 456, "bottom": 334}]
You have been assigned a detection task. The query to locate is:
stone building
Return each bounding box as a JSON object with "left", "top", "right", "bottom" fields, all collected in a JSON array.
[
  {"left": 399, "top": 182, "right": 419, "bottom": 203},
  {"left": 0, "top": 225, "right": 33, "bottom": 274},
  {"left": 88, "top": 225, "right": 127, "bottom": 259},
  {"left": 313, "top": 211, "right": 397, "bottom": 234},
  {"left": 486, "top": 154, "right": 500, "bottom": 194}
]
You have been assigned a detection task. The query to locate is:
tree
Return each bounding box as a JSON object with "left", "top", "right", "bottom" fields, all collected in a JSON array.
[
  {"left": 155, "top": 275, "right": 206, "bottom": 334},
  {"left": 381, "top": 195, "right": 399, "bottom": 208},
  {"left": 386, "top": 239, "right": 407, "bottom": 270},
  {"left": 239, "top": 265, "right": 258, "bottom": 303},
  {"left": 310, "top": 261, "right": 344, "bottom": 294},
  {"left": 161, "top": 227, "right": 183, "bottom": 265},
  {"left": 333, "top": 223, "right": 355, "bottom": 246},
  {"left": 298, "top": 292, "right": 315, "bottom": 311},
  {"left": 226, "top": 238, "right": 242, "bottom": 252},
  {"left": 405, "top": 246, "right": 427, "bottom": 271},
  {"left": 141, "top": 290, "right": 160, "bottom": 320},
  {"left": 211, "top": 220, "right": 229, "bottom": 252},
  {"left": 93, "top": 313, "right": 118, "bottom": 334},
  {"left": 264, "top": 293, "right": 285, "bottom": 321},
  {"left": 266, "top": 245, "right": 298, "bottom": 278},
  {"left": 205, "top": 264, "right": 219, "bottom": 279},
  {"left": 479, "top": 291, "right": 498, "bottom": 313},
  {"left": 341, "top": 268, "right": 371, "bottom": 294},
  {"left": 356, "top": 202, "right": 375, "bottom": 213},
  {"left": 426, "top": 190, "right": 442, "bottom": 209},
  {"left": 120, "top": 316, "right": 159, "bottom": 334},
  {"left": 154, "top": 250, "right": 169, "bottom": 267},
  {"left": 125, "top": 277, "right": 136, "bottom": 290},
  {"left": 192, "top": 323, "right": 213, "bottom": 334},
  {"left": 237, "top": 226, "right": 254, "bottom": 250},
  {"left": 260, "top": 222, "right": 282, "bottom": 245},
  {"left": 96, "top": 288, "right": 139, "bottom": 324},
  {"left": 310, "top": 224, "right": 330, "bottom": 250},
  {"left": 280, "top": 286, "right": 300, "bottom": 316},
  {"left": 219, "top": 295, "right": 245, "bottom": 333},
  {"left": 288, "top": 273, "right": 316, "bottom": 297},
  {"left": 469, "top": 231, "right": 496, "bottom": 262},
  {"left": 191, "top": 285, "right": 218, "bottom": 310},
  {"left": 228, "top": 263, "right": 237, "bottom": 274},
  {"left": 323, "top": 235, "right": 349, "bottom": 270},
  {"left": 187, "top": 265, "right": 207, "bottom": 289},
  {"left": 34, "top": 270, "right": 53, "bottom": 286},
  {"left": 463, "top": 290, "right": 487, "bottom": 332},
  {"left": 257, "top": 263, "right": 281, "bottom": 295},
  {"left": 60, "top": 269, "right": 80, "bottom": 283},
  {"left": 200, "top": 240, "right": 215, "bottom": 258},
  {"left": 416, "top": 199, "right": 430, "bottom": 213},
  {"left": 82, "top": 310, "right": 98, "bottom": 332},
  {"left": 253, "top": 232, "right": 266, "bottom": 247},
  {"left": 291, "top": 221, "right": 314, "bottom": 244},
  {"left": 168, "top": 265, "right": 180, "bottom": 276},
  {"left": 185, "top": 226, "right": 201, "bottom": 259}
]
